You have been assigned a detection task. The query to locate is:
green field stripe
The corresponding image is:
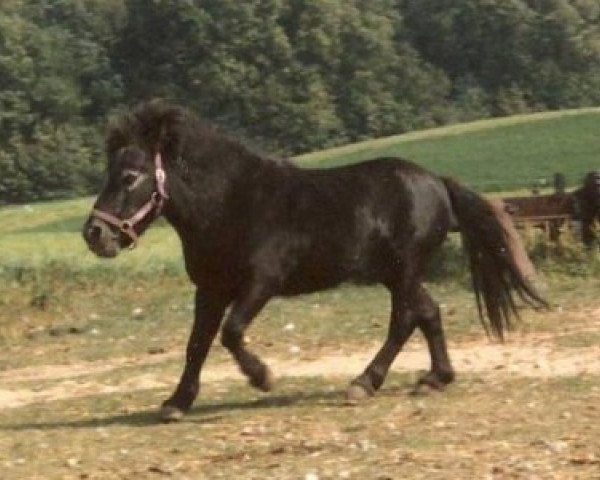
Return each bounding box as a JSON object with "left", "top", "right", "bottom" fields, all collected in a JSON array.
[{"left": 294, "top": 107, "right": 600, "bottom": 166}]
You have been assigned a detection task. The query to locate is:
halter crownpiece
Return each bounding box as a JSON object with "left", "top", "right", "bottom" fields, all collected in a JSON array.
[
  {"left": 154, "top": 152, "right": 168, "bottom": 200},
  {"left": 92, "top": 152, "right": 169, "bottom": 248}
]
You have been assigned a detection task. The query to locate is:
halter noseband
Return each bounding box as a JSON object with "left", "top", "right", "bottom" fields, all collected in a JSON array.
[{"left": 92, "top": 152, "right": 169, "bottom": 248}]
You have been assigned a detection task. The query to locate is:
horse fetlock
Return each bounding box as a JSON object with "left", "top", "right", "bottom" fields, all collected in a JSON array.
[
  {"left": 220, "top": 328, "right": 242, "bottom": 352},
  {"left": 412, "top": 370, "right": 454, "bottom": 395},
  {"left": 249, "top": 365, "right": 275, "bottom": 392},
  {"left": 159, "top": 404, "right": 187, "bottom": 423},
  {"left": 435, "top": 368, "right": 455, "bottom": 385},
  {"left": 160, "top": 386, "right": 197, "bottom": 422},
  {"left": 346, "top": 381, "right": 375, "bottom": 403}
]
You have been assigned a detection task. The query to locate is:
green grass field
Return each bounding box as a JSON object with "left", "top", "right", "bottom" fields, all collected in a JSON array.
[{"left": 297, "top": 108, "right": 600, "bottom": 191}]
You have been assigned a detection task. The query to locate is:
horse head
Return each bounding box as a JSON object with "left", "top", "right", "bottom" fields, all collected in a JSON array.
[{"left": 83, "top": 100, "right": 184, "bottom": 257}]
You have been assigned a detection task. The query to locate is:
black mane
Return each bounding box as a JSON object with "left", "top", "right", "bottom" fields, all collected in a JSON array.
[{"left": 106, "top": 99, "right": 292, "bottom": 170}]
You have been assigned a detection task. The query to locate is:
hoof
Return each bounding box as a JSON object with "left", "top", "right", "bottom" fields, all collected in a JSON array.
[
  {"left": 250, "top": 366, "right": 275, "bottom": 393},
  {"left": 410, "top": 383, "right": 436, "bottom": 396},
  {"left": 346, "top": 383, "right": 373, "bottom": 404},
  {"left": 159, "top": 404, "right": 186, "bottom": 423},
  {"left": 410, "top": 377, "right": 446, "bottom": 396}
]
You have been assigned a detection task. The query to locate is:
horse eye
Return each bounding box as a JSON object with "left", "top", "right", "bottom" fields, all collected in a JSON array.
[{"left": 122, "top": 171, "right": 141, "bottom": 189}]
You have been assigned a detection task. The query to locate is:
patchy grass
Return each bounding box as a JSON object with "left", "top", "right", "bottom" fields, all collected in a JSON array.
[
  {"left": 1, "top": 251, "right": 598, "bottom": 369},
  {"left": 555, "top": 331, "right": 600, "bottom": 349}
]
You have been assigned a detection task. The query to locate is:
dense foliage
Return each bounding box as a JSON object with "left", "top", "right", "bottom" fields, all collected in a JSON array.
[{"left": 1, "top": 0, "right": 599, "bottom": 203}]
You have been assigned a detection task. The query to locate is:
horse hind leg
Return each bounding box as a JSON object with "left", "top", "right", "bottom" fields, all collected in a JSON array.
[
  {"left": 347, "top": 284, "right": 454, "bottom": 401},
  {"left": 220, "top": 282, "right": 275, "bottom": 392},
  {"left": 412, "top": 287, "right": 455, "bottom": 393},
  {"left": 347, "top": 283, "right": 419, "bottom": 401}
]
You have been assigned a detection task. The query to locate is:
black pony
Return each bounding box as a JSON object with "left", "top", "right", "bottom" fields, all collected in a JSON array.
[
  {"left": 576, "top": 170, "right": 600, "bottom": 248},
  {"left": 83, "top": 100, "right": 546, "bottom": 421}
]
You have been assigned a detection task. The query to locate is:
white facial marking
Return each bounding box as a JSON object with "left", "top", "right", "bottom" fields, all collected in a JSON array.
[{"left": 123, "top": 170, "right": 147, "bottom": 191}]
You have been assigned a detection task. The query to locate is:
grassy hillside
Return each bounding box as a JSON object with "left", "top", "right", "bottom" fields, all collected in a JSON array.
[{"left": 296, "top": 108, "right": 600, "bottom": 192}]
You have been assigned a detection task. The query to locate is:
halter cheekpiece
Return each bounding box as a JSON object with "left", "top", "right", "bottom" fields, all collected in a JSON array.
[{"left": 92, "top": 152, "right": 169, "bottom": 248}]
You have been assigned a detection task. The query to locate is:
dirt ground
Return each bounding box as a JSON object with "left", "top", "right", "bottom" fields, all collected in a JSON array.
[
  {"left": 1, "top": 302, "right": 599, "bottom": 479},
  {"left": 1, "top": 333, "right": 599, "bottom": 411}
]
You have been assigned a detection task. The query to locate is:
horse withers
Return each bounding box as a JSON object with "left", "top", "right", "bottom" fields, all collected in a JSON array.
[{"left": 83, "top": 100, "right": 547, "bottom": 422}]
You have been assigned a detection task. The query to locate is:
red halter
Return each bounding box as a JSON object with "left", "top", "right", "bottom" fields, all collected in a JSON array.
[{"left": 92, "top": 152, "right": 169, "bottom": 248}]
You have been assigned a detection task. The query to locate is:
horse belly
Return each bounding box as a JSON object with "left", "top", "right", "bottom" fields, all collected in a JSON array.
[
  {"left": 279, "top": 247, "right": 352, "bottom": 295},
  {"left": 280, "top": 229, "right": 397, "bottom": 295}
]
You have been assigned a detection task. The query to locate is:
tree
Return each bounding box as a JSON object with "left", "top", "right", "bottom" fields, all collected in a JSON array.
[
  {"left": 0, "top": 0, "right": 124, "bottom": 203},
  {"left": 115, "top": 0, "right": 451, "bottom": 153},
  {"left": 400, "top": 0, "right": 600, "bottom": 115}
]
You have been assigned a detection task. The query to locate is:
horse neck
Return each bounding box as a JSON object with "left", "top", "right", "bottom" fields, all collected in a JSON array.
[{"left": 161, "top": 145, "right": 285, "bottom": 245}]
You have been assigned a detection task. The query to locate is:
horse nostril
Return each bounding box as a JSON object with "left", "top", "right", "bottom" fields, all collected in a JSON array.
[{"left": 88, "top": 224, "right": 103, "bottom": 244}]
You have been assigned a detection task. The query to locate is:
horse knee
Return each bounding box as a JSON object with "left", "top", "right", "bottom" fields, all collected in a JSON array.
[
  {"left": 415, "top": 299, "right": 442, "bottom": 336},
  {"left": 388, "top": 316, "right": 417, "bottom": 343},
  {"left": 220, "top": 321, "right": 243, "bottom": 351},
  {"left": 419, "top": 318, "right": 444, "bottom": 341}
]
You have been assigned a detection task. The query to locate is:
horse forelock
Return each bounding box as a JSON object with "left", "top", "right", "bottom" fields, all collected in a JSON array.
[{"left": 105, "top": 100, "right": 198, "bottom": 165}]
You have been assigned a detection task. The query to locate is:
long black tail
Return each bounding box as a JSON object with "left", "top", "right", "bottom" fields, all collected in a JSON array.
[{"left": 443, "top": 177, "right": 548, "bottom": 339}]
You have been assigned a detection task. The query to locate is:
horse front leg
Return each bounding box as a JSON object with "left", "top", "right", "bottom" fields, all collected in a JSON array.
[
  {"left": 160, "top": 289, "right": 228, "bottom": 422},
  {"left": 220, "top": 282, "right": 274, "bottom": 392}
]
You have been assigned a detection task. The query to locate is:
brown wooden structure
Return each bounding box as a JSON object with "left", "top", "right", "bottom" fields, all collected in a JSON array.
[
  {"left": 502, "top": 193, "right": 575, "bottom": 241},
  {"left": 499, "top": 170, "right": 600, "bottom": 247}
]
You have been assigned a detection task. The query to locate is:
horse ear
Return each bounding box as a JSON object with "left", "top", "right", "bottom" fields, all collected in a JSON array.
[{"left": 106, "top": 119, "right": 131, "bottom": 158}]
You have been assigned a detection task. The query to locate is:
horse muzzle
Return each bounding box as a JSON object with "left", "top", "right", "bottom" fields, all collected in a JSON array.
[{"left": 83, "top": 217, "right": 123, "bottom": 258}]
